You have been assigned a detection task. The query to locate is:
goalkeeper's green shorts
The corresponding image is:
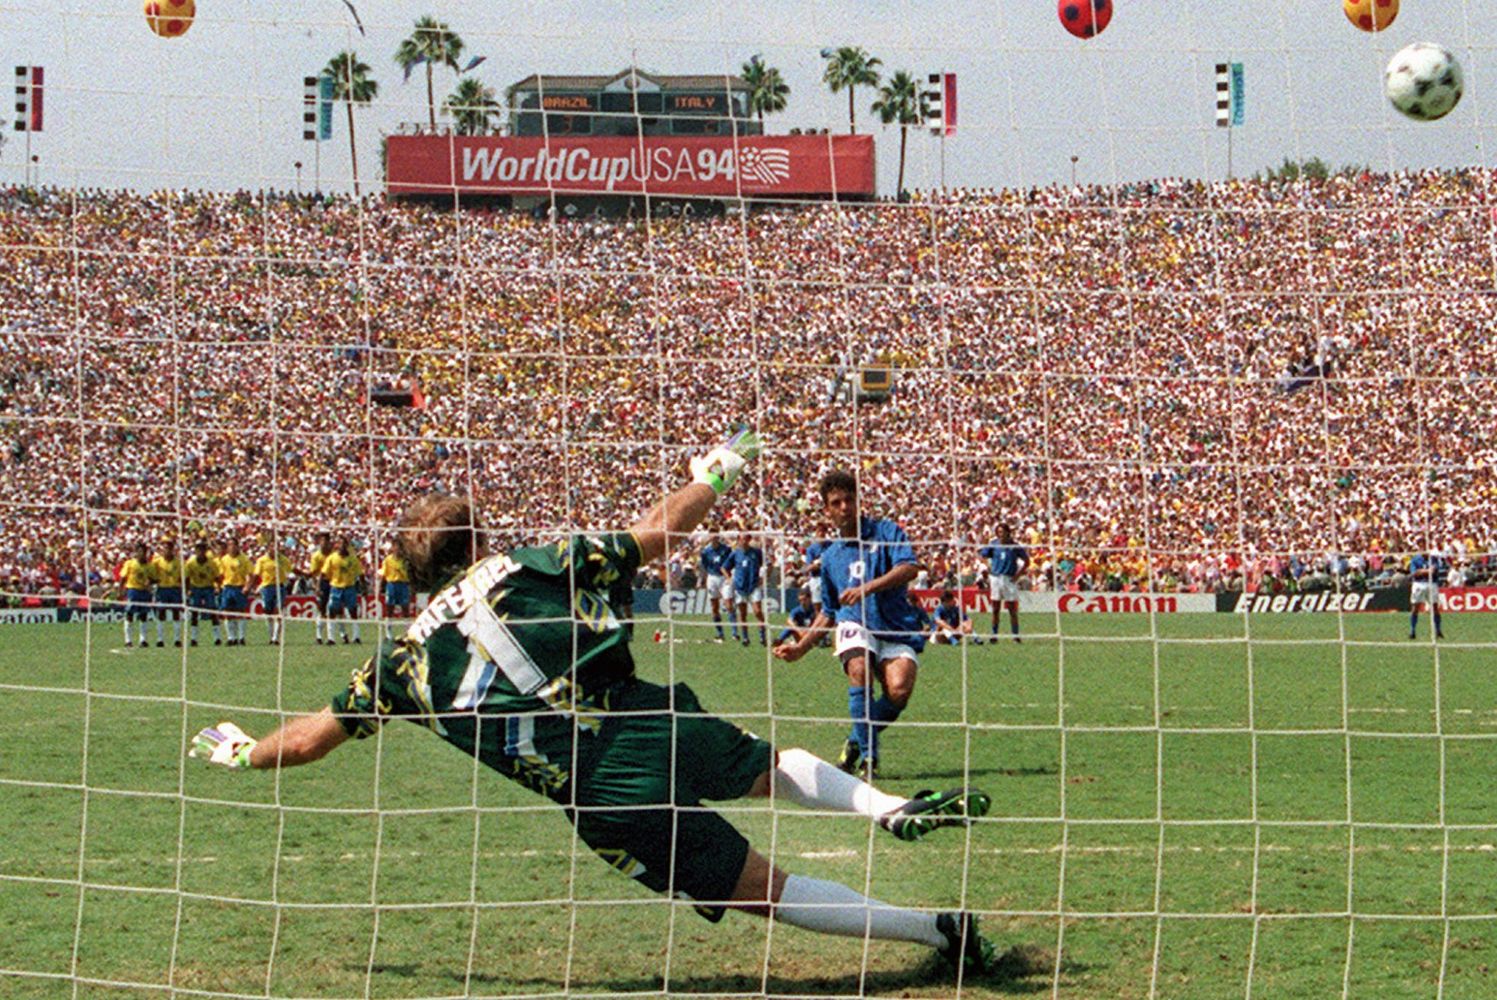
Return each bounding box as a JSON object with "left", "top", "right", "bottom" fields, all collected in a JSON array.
[{"left": 570, "top": 679, "right": 773, "bottom": 920}]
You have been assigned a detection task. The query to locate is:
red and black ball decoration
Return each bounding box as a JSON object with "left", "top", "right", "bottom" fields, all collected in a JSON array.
[{"left": 1059, "top": 0, "right": 1112, "bottom": 39}]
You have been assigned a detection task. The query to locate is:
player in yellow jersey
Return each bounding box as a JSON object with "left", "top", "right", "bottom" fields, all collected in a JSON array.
[
  {"left": 377, "top": 538, "right": 411, "bottom": 637},
  {"left": 217, "top": 538, "right": 253, "bottom": 646},
  {"left": 117, "top": 541, "right": 154, "bottom": 647},
  {"left": 320, "top": 535, "right": 364, "bottom": 644},
  {"left": 251, "top": 541, "right": 294, "bottom": 645},
  {"left": 307, "top": 532, "right": 335, "bottom": 645},
  {"left": 151, "top": 540, "right": 185, "bottom": 647},
  {"left": 184, "top": 538, "right": 222, "bottom": 646}
]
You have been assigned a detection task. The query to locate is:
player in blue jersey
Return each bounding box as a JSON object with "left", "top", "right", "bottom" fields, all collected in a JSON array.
[
  {"left": 778, "top": 587, "right": 819, "bottom": 646},
  {"left": 699, "top": 533, "right": 736, "bottom": 642},
  {"left": 929, "top": 590, "right": 983, "bottom": 645},
  {"left": 774, "top": 470, "right": 928, "bottom": 778},
  {"left": 979, "top": 525, "right": 1029, "bottom": 642},
  {"left": 728, "top": 532, "right": 768, "bottom": 647},
  {"left": 1408, "top": 549, "right": 1446, "bottom": 640}
]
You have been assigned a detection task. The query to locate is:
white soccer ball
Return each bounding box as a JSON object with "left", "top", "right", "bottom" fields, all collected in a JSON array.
[{"left": 1384, "top": 43, "right": 1464, "bottom": 121}]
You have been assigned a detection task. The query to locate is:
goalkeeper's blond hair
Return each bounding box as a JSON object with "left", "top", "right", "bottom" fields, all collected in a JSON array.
[{"left": 396, "top": 494, "right": 483, "bottom": 591}]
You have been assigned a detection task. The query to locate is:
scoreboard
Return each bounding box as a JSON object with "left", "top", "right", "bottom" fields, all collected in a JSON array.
[{"left": 510, "top": 71, "right": 755, "bottom": 138}]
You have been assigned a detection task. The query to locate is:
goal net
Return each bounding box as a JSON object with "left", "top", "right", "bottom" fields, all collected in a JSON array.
[{"left": 3, "top": 3, "right": 1496, "bottom": 999}]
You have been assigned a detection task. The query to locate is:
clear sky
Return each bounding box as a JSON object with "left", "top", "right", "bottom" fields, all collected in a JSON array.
[{"left": 2, "top": 1, "right": 1494, "bottom": 195}]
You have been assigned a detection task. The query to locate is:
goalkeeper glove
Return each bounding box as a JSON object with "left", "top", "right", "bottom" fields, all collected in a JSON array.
[
  {"left": 189, "top": 721, "right": 257, "bottom": 769},
  {"left": 691, "top": 428, "right": 762, "bottom": 496}
]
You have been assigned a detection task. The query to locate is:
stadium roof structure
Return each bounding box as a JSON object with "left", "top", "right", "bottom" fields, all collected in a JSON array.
[{"left": 505, "top": 67, "right": 751, "bottom": 101}]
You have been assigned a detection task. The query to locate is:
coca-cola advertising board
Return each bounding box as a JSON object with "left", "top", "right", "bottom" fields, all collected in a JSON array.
[{"left": 386, "top": 134, "right": 876, "bottom": 198}]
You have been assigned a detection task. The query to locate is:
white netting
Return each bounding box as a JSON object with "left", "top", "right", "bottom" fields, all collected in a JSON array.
[{"left": 4, "top": 3, "right": 1497, "bottom": 999}]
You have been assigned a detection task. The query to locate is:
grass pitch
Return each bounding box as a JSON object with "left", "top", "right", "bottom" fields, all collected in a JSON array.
[{"left": 4, "top": 611, "right": 1497, "bottom": 999}]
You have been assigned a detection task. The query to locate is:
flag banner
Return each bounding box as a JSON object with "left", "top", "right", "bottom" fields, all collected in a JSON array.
[
  {"left": 1230, "top": 62, "right": 1245, "bottom": 126},
  {"left": 29, "top": 66, "right": 42, "bottom": 132},
  {"left": 14, "top": 65, "right": 42, "bottom": 132},
  {"left": 318, "top": 74, "right": 334, "bottom": 141},
  {"left": 1214, "top": 63, "right": 1230, "bottom": 127},
  {"left": 302, "top": 75, "right": 317, "bottom": 141},
  {"left": 941, "top": 72, "right": 957, "bottom": 136}
]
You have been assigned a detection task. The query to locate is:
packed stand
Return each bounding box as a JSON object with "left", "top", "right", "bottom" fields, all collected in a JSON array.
[{"left": 2, "top": 169, "right": 1495, "bottom": 603}]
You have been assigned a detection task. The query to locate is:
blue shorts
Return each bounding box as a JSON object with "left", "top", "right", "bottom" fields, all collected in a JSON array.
[
  {"left": 384, "top": 582, "right": 411, "bottom": 607},
  {"left": 329, "top": 586, "right": 359, "bottom": 613},
  {"left": 155, "top": 587, "right": 182, "bottom": 607},
  {"left": 218, "top": 586, "right": 248, "bottom": 613},
  {"left": 259, "top": 585, "right": 284, "bottom": 613},
  {"left": 125, "top": 588, "right": 153, "bottom": 613},
  {"left": 188, "top": 587, "right": 217, "bottom": 611}
]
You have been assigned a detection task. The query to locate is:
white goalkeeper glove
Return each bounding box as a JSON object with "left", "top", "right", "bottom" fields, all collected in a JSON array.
[
  {"left": 189, "top": 721, "right": 257, "bottom": 769},
  {"left": 691, "top": 429, "right": 762, "bottom": 496}
]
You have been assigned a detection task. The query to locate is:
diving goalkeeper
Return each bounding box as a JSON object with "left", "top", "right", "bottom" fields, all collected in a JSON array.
[{"left": 190, "top": 431, "right": 1003, "bottom": 978}]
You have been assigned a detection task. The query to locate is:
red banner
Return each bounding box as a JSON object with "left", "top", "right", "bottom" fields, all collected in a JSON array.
[
  {"left": 386, "top": 134, "right": 876, "bottom": 198},
  {"left": 1438, "top": 587, "right": 1497, "bottom": 613}
]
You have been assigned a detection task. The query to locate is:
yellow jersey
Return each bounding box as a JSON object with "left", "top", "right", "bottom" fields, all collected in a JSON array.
[
  {"left": 151, "top": 556, "right": 183, "bottom": 589},
  {"left": 218, "top": 553, "right": 252, "bottom": 588},
  {"left": 308, "top": 548, "right": 331, "bottom": 579},
  {"left": 254, "top": 554, "right": 293, "bottom": 587},
  {"left": 322, "top": 551, "right": 364, "bottom": 589},
  {"left": 379, "top": 554, "right": 410, "bottom": 584},
  {"left": 184, "top": 555, "right": 220, "bottom": 589},
  {"left": 119, "top": 559, "right": 153, "bottom": 590}
]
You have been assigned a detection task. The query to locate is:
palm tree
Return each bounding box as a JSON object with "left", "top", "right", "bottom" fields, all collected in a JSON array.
[
  {"left": 445, "top": 77, "right": 501, "bottom": 136},
  {"left": 871, "top": 70, "right": 926, "bottom": 197},
  {"left": 822, "top": 46, "right": 881, "bottom": 134},
  {"left": 740, "top": 55, "right": 790, "bottom": 126},
  {"left": 394, "top": 16, "right": 465, "bottom": 131},
  {"left": 324, "top": 51, "right": 378, "bottom": 197}
]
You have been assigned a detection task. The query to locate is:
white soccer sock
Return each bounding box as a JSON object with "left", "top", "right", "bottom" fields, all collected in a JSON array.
[
  {"left": 137, "top": 621, "right": 147, "bottom": 643},
  {"left": 774, "top": 875, "right": 944, "bottom": 946},
  {"left": 211, "top": 621, "right": 221, "bottom": 640},
  {"left": 155, "top": 619, "right": 164, "bottom": 641},
  {"left": 774, "top": 748, "right": 908, "bottom": 818},
  {"left": 171, "top": 620, "right": 180, "bottom": 642},
  {"left": 190, "top": 623, "right": 198, "bottom": 642},
  {"left": 351, "top": 620, "right": 360, "bottom": 641},
  {"left": 123, "top": 620, "right": 131, "bottom": 643}
]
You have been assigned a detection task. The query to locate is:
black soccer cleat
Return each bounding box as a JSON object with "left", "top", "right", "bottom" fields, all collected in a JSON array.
[
  {"left": 880, "top": 787, "right": 991, "bottom": 842},
  {"left": 836, "top": 738, "right": 862, "bottom": 775},
  {"left": 936, "top": 912, "right": 997, "bottom": 976}
]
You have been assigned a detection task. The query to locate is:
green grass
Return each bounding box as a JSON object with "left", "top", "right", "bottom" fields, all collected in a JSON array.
[{"left": 3, "top": 613, "right": 1497, "bottom": 999}]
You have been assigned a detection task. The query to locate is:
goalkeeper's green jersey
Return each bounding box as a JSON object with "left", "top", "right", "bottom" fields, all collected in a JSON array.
[{"left": 330, "top": 532, "right": 642, "bottom": 801}]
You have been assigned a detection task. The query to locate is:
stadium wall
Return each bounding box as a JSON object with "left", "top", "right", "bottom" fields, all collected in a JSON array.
[{"left": 12, "top": 586, "right": 1492, "bottom": 625}]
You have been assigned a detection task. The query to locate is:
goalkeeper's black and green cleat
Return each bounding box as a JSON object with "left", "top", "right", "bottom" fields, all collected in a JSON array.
[
  {"left": 880, "top": 787, "right": 991, "bottom": 842},
  {"left": 936, "top": 911, "right": 997, "bottom": 976},
  {"left": 835, "top": 738, "right": 862, "bottom": 775}
]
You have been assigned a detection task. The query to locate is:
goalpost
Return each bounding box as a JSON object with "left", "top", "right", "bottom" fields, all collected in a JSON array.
[{"left": 3, "top": 3, "right": 1497, "bottom": 999}]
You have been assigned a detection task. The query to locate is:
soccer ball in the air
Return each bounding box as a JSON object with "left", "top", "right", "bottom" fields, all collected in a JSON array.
[
  {"left": 1058, "top": 0, "right": 1112, "bottom": 40},
  {"left": 144, "top": 0, "right": 195, "bottom": 38},
  {"left": 1343, "top": 0, "right": 1397, "bottom": 33},
  {"left": 1385, "top": 43, "right": 1463, "bottom": 121}
]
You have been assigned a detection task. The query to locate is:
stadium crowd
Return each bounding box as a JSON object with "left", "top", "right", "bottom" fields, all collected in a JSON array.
[{"left": 2, "top": 167, "right": 1495, "bottom": 605}]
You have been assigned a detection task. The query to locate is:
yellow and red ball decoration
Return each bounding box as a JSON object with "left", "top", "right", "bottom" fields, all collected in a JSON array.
[
  {"left": 1343, "top": 0, "right": 1398, "bottom": 33},
  {"left": 144, "top": 0, "right": 195, "bottom": 38}
]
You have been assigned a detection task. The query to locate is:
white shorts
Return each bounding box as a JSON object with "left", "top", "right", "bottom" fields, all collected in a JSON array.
[
  {"left": 989, "top": 574, "right": 1019, "bottom": 603},
  {"left": 706, "top": 574, "right": 731, "bottom": 601},
  {"left": 735, "top": 586, "right": 763, "bottom": 604},
  {"left": 834, "top": 621, "right": 920, "bottom": 668},
  {"left": 1411, "top": 582, "right": 1439, "bottom": 607},
  {"left": 807, "top": 577, "right": 822, "bottom": 604}
]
